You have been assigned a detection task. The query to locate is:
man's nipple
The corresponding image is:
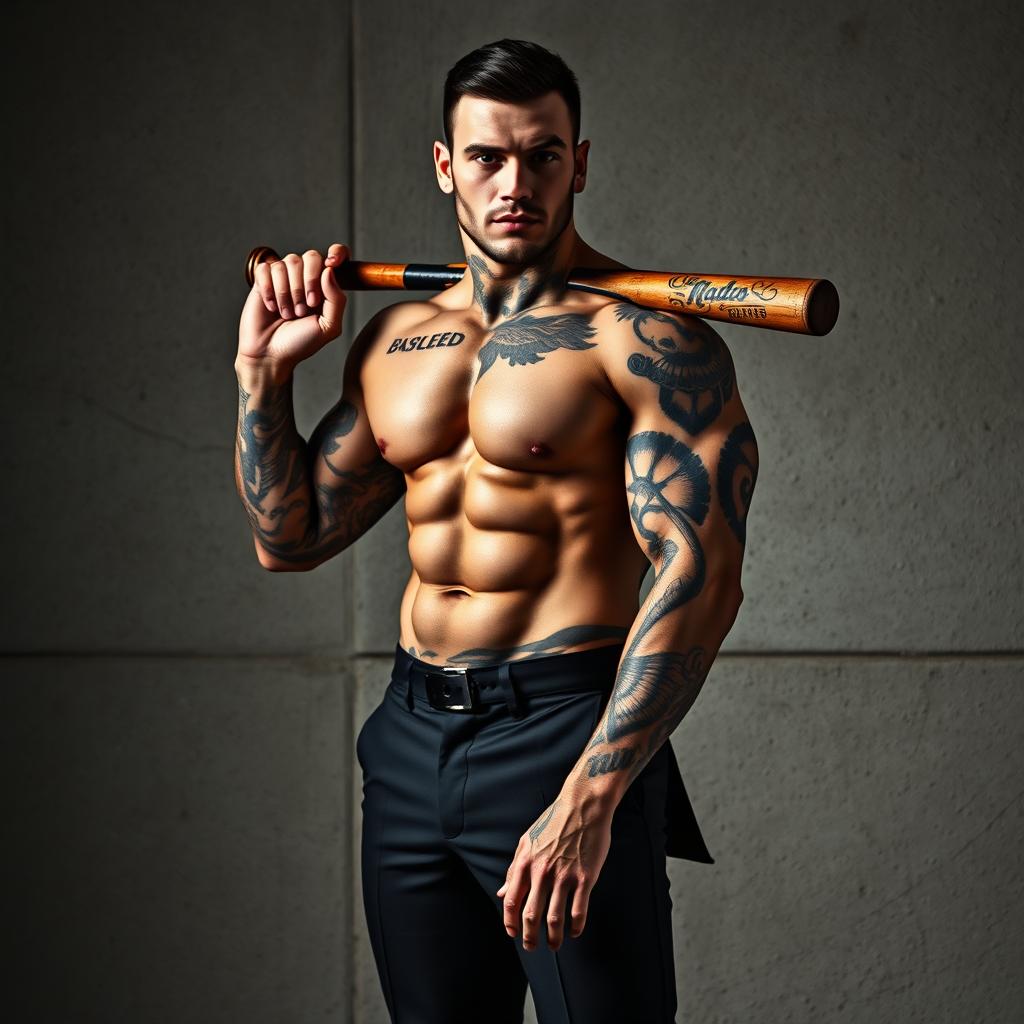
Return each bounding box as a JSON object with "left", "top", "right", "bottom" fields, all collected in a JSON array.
[
  {"left": 529, "top": 442, "right": 552, "bottom": 457},
  {"left": 377, "top": 437, "right": 388, "bottom": 454}
]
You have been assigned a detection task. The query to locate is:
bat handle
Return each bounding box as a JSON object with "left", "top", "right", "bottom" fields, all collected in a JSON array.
[{"left": 244, "top": 246, "right": 465, "bottom": 291}]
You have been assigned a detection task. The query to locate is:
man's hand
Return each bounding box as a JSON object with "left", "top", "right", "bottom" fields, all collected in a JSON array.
[
  {"left": 496, "top": 792, "right": 613, "bottom": 951},
  {"left": 237, "top": 242, "right": 349, "bottom": 375}
]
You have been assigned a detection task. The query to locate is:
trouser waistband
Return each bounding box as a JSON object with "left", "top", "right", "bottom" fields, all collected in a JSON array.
[{"left": 391, "top": 641, "right": 626, "bottom": 718}]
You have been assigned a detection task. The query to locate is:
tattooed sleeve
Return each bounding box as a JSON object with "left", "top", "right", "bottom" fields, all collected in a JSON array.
[
  {"left": 234, "top": 370, "right": 405, "bottom": 569},
  {"left": 563, "top": 308, "right": 759, "bottom": 800}
]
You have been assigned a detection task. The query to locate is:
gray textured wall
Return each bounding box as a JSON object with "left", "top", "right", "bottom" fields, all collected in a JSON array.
[
  {"left": 5, "top": 1, "right": 1022, "bottom": 1022},
  {"left": 6, "top": 2, "right": 358, "bottom": 1021}
]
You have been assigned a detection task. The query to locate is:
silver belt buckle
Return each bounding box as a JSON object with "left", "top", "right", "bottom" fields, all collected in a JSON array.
[{"left": 424, "top": 666, "right": 479, "bottom": 711}]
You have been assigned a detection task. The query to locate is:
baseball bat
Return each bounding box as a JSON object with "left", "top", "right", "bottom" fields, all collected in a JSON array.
[{"left": 245, "top": 246, "right": 839, "bottom": 336}]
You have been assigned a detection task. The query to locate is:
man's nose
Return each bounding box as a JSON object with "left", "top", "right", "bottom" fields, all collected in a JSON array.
[{"left": 497, "top": 158, "right": 534, "bottom": 204}]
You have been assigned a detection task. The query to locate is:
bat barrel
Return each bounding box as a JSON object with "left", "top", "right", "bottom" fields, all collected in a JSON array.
[
  {"left": 567, "top": 269, "right": 839, "bottom": 335},
  {"left": 805, "top": 279, "right": 840, "bottom": 337}
]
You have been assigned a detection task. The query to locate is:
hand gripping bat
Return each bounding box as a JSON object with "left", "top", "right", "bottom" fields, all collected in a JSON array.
[{"left": 245, "top": 246, "right": 839, "bottom": 336}]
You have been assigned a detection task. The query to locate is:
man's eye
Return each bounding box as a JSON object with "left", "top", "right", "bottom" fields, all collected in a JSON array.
[
  {"left": 475, "top": 153, "right": 498, "bottom": 165},
  {"left": 533, "top": 151, "right": 558, "bottom": 163}
]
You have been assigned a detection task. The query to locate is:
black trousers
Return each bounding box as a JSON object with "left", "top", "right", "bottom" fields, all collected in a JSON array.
[{"left": 356, "top": 642, "right": 712, "bottom": 1024}]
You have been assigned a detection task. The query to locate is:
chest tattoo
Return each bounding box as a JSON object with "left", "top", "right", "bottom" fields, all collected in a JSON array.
[
  {"left": 476, "top": 312, "right": 598, "bottom": 381},
  {"left": 386, "top": 331, "right": 466, "bottom": 354}
]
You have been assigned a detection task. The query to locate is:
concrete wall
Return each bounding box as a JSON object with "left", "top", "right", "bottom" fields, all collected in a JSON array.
[
  {"left": 5, "top": 2, "right": 359, "bottom": 1021},
  {"left": 5, "top": 1, "right": 1021, "bottom": 1022}
]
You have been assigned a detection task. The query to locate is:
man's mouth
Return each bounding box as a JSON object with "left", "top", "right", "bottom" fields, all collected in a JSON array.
[{"left": 492, "top": 213, "right": 542, "bottom": 233}]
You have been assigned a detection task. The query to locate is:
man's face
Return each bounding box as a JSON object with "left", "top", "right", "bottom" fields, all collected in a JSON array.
[{"left": 435, "top": 92, "right": 588, "bottom": 267}]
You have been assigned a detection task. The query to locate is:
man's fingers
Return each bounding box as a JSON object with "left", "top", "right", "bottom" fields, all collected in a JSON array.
[
  {"left": 280, "top": 253, "right": 307, "bottom": 316},
  {"left": 500, "top": 859, "right": 530, "bottom": 938},
  {"left": 253, "top": 245, "right": 348, "bottom": 319},
  {"left": 302, "top": 249, "right": 324, "bottom": 308},
  {"left": 504, "top": 867, "right": 587, "bottom": 947},
  {"left": 270, "top": 260, "right": 294, "bottom": 319},
  {"left": 546, "top": 876, "right": 572, "bottom": 951},
  {"left": 320, "top": 243, "right": 349, "bottom": 331},
  {"left": 252, "top": 262, "right": 277, "bottom": 314},
  {"left": 520, "top": 871, "right": 552, "bottom": 951},
  {"left": 569, "top": 874, "right": 592, "bottom": 939},
  {"left": 324, "top": 241, "right": 349, "bottom": 266}
]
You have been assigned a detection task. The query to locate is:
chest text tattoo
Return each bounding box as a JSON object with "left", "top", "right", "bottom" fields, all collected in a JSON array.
[
  {"left": 383, "top": 311, "right": 599, "bottom": 382},
  {"left": 386, "top": 332, "right": 465, "bottom": 353}
]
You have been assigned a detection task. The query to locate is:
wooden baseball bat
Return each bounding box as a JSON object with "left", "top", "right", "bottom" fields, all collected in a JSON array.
[{"left": 245, "top": 246, "right": 839, "bottom": 336}]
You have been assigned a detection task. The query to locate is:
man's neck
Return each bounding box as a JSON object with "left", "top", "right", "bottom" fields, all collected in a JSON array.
[{"left": 464, "top": 224, "right": 580, "bottom": 327}]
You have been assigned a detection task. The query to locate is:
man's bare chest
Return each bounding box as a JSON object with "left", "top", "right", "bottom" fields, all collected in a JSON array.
[{"left": 360, "top": 306, "right": 623, "bottom": 475}]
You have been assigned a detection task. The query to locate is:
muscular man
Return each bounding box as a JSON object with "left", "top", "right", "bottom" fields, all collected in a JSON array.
[{"left": 234, "top": 38, "right": 758, "bottom": 1024}]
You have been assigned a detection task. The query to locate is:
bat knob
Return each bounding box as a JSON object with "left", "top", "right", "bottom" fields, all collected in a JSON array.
[{"left": 245, "top": 246, "right": 281, "bottom": 287}]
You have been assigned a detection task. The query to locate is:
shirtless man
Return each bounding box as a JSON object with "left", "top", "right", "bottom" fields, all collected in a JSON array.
[{"left": 234, "top": 38, "right": 757, "bottom": 1024}]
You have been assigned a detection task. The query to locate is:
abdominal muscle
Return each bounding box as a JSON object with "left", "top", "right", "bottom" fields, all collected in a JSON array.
[{"left": 397, "top": 447, "right": 648, "bottom": 668}]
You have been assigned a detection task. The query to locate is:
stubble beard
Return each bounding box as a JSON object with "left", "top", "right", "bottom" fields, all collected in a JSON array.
[{"left": 451, "top": 177, "right": 576, "bottom": 271}]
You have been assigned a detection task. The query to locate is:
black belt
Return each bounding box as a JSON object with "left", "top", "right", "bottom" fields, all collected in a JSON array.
[{"left": 393, "top": 642, "right": 626, "bottom": 717}]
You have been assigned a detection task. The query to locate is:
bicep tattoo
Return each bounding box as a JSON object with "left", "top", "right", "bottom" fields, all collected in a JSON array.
[
  {"left": 615, "top": 302, "right": 735, "bottom": 435},
  {"left": 717, "top": 421, "right": 759, "bottom": 545}
]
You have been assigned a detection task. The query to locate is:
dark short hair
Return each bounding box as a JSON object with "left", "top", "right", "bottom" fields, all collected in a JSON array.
[{"left": 442, "top": 38, "right": 581, "bottom": 148}]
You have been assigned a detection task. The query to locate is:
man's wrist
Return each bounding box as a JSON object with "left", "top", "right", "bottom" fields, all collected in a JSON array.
[
  {"left": 559, "top": 766, "right": 627, "bottom": 821},
  {"left": 234, "top": 352, "right": 296, "bottom": 389}
]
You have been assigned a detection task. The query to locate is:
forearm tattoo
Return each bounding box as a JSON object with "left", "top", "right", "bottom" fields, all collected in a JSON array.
[
  {"left": 236, "top": 381, "right": 308, "bottom": 543},
  {"left": 581, "top": 429, "right": 712, "bottom": 779},
  {"left": 236, "top": 382, "right": 405, "bottom": 564}
]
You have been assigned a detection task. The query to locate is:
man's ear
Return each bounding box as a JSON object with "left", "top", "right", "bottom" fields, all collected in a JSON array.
[
  {"left": 434, "top": 140, "right": 454, "bottom": 194},
  {"left": 573, "top": 140, "right": 591, "bottom": 194}
]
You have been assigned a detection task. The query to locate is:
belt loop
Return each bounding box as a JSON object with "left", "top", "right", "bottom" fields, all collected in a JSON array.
[
  {"left": 402, "top": 652, "right": 415, "bottom": 711},
  {"left": 497, "top": 661, "right": 525, "bottom": 719}
]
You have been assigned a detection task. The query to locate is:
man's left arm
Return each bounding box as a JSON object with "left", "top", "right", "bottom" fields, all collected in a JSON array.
[
  {"left": 563, "top": 303, "right": 759, "bottom": 811},
  {"left": 497, "top": 304, "right": 759, "bottom": 950}
]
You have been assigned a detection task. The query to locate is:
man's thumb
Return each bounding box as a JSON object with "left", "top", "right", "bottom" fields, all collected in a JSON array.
[{"left": 320, "top": 263, "right": 348, "bottom": 333}]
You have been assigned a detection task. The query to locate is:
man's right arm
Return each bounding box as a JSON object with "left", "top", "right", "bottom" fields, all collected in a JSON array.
[{"left": 234, "top": 303, "right": 406, "bottom": 572}]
